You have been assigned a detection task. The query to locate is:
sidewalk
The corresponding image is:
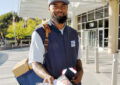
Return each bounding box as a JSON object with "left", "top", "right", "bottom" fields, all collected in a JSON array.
[
  {"left": 81, "top": 47, "right": 120, "bottom": 85},
  {"left": 0, "top": 48, "right": 29, "bottom": 85},
  {"left": 0, "top": 47, "right": 119, "bottom": 85}
]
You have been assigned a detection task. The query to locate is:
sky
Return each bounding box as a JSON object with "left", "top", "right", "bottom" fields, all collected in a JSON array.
[{"left": 0, "top": 0, "right": 19, "bottom": 15}]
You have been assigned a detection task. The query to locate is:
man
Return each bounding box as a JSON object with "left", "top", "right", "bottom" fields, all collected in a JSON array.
[{"left": 29, "top": 0, "right": 83, "bottom": 85}]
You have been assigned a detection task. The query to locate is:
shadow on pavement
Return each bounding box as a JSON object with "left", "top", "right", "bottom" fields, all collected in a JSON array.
[{"left": 0, "top": 53, "right": 8, "bottom": 65}]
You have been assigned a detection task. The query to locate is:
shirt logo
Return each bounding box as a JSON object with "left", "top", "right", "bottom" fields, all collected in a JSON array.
[{"left": 71, "top": 40, "right": 76, "bottom": 47}]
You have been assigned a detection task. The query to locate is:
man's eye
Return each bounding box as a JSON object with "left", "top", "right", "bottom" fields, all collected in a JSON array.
[
  {"left": 62, "top": 5, "right": 67, "bottom": 7},
  {"left": 53, "top": 5, "right": 57, "bottom": 8},
  {"left": 62, "top": 5, "right": 66, "bottom": 7},
  {"left": 54, "top": 5, "right": 57, "bottom": 7}
]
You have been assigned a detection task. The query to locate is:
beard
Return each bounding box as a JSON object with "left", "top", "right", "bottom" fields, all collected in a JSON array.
[{"left": 51, "top": 13, "right": 67, "bottom": 24}]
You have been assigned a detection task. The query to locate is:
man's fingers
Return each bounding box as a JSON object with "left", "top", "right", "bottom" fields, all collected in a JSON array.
[
  {"left": 50, "top": 77, "right": 54, "bottom": 84},
  {"left": 43, "top": 76, "right": 54, "bottom": 85},
  {"left": 43, "top": 77, "right": 54, "bottom": 85},
  {"left": 48, "top": 78, "right": 51, "bottom": 84},
  {"left": 72, "top": 76, "right": 75, "bottom": 80},
  {"left": 43, "top": 79, "right": 47, "bottom": 83},
  {"left": 71, "top": 79, "right": 79, "bottom": 84},
  {"left": 71, "top": 79, "right": 77, "bottom": 83},
  {"left": 71, "top": 79, "right": 75, "bottom": 82},
  {"left": 71, "top": 79, "right": 77, "bottom": 84},
  {"left": 43, "top": 78, "right": 52, "bottom": 85},
  {"left": 72, "top": 74, "right": 78, "bottom": 80}
]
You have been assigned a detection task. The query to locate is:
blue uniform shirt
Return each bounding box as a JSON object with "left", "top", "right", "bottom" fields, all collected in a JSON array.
[{"left": 29, "top": 20, "right": 81, "bottom": 79}]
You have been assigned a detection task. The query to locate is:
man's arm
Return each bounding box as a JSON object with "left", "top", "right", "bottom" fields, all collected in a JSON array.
[
  {"left": 29, "top": 31, "right": 54, "bottom": 84},
  {"left": 32, "top": 62, "right": 54, "bottom": 84},
  {"left": 76, "top": 59, "right": 84, "bottom": 80},
  {"left": 71, "top": 59, "right": 84, "bottom": 84}
]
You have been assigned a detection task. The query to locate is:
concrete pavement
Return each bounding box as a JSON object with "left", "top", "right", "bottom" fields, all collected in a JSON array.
[
  {"left": 0, "top": 47, "right": 119, "bottom": 85},
  {"left": 81, "top": 47, "right": 120, "bottom": 85},
  {"left": 0, "top": 48, "right": 29, "bottom": 85}
]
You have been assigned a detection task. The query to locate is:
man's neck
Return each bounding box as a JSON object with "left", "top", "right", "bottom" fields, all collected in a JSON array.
[{"left": 52, "top": 21, "right": 65, "bottom": 30}]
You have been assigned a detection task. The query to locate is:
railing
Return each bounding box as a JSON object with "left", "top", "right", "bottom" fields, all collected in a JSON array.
[{"left": 0, "top": 40, "right": 31, "bottom": 49}]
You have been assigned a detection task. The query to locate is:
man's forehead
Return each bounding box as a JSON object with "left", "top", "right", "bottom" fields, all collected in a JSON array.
[{"left": 50, "top": 1, "right": 67, "bottom": 5}]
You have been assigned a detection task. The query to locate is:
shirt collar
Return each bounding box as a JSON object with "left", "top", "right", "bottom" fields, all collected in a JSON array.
[{"left": 48, "top": 19, "right": 66, "bottom": 34}]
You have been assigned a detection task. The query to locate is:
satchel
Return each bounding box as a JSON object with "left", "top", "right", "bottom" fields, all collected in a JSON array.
[{"left": 12, "top": 22, "right": 51, "bottom": 85}]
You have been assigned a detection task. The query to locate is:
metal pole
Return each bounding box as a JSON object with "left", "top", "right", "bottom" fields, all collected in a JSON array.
[
  {"left": 85, "top": 31, "right": 89, "bottom": 64},
  {"left": 95, "top": 46, "right": 99, "bottom": 73},
  {"left": 85, "top": 45, "right": 89, "bottom": 64},
  {"left": 12, "top": 0, "right": 17, "bottom": 46},
  {"left": 13, "top": 15, "right": 17, "bottom": 46},
  {"left": 81, "top": 30, "right": 84, "bottom": 58},
  {"left": 111, "top": 53, "right": 119, "bottom": 85},
  {"left": 95, "top": 30, "right": 99, "bottom": 73}
]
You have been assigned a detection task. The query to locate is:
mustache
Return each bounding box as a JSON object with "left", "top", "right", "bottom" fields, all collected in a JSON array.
[
  {"left": 52, "top": 15, "right": 67, "bottom": 24},
  {"left": 55, "top": 12, "right": 64, "bottom": 15}
]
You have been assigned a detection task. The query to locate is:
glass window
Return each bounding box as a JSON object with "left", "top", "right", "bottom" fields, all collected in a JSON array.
[
  {"left": 99, "top": 20, "right": 103, "bottom": 27},
  {"left": 78, "top": 24, "right": 81, "bottom": 30},
  {"left": 99, "top": 30, "right": 103, "bottom": 47},
  {"left": 86, "top": 21, "right": 97, "bottom": 29},
  {"left": 77, "top": 16, "right": 81, "bottom": 23},
  {"left": 119, "top": 16, "right": 120, "bottom": 26},
  {"left": 104, "top": 38, "right": 108, "bottom": 47},
  {"left": 86, "top": 23, "right": 89, "bottom": 29},
  {"left": 78, "top": 32, "right": 81, "bottom": 37},
  {"left": 118, "top": 39, "right": 120, "bottom": 49},
  {"left": 88, "top": 12, "right": 94, "bottom": 21},
  {"left": 118, "top": 28, "right": 120, "bottom": 38},
  {"left": 82, "top": 23, "right": 85, "bottom": 29},
  {"left": 67, "top": 19, "right": 71, "bottom": 26},
  {"left": 95, "top": 9, "right": 103, "bottom": 19},
  {"left": 119, "top": 4, "right": 120, "bottom": 14},
  {"left": 104, "top": 29, "right": 108, "bottom": 38},
  {"left": 104, "top": 19, "right": 109, "bottom": 28},
  {"left": 104, "top": 7, "right": 108, "bottom": 17},
  {"left": 82, "top": 14, "right": 87, "bottom": 22}
]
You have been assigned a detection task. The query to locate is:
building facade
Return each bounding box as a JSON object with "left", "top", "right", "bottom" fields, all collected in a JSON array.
[{"left": 76, "top": 1, "right": 120, "bottom": 51}]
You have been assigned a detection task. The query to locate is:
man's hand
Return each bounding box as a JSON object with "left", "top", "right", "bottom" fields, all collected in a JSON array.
[
  {"left": 32, "top": 62, "right": 54, "bottom": 85},
  {"left": 71, "top": 71, "right": 83, "bottom": 85},
  {"left": 71, "top": 59, "right": 83, "bottom": 84},
  {"left": 43, "top": 75, "right": 54, "bottom": 85}
]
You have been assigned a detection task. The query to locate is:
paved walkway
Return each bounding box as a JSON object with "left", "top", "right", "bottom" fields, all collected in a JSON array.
[
  {"left": 0, "top": 48, "right": 29, "bottom": 85},
  {"left": 0, "top": 47, "right": 120, "bottom": 85},
  {"left": 82, "top": 47, "right": 120, "bottom": 85}
]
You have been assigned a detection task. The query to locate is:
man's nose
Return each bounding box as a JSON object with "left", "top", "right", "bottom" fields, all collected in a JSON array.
[{"left": 56, "top": 6, "right": 63, "bottom": 11}]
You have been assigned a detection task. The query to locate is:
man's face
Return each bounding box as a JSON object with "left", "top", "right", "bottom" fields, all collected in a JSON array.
[{"left": 48, "top": 1, "right": 68, "bottom": 24}]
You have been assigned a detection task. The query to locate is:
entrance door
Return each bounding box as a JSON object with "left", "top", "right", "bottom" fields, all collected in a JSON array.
[
  {"left": 83, "top": 30, "right": 96, "bottom": 48},
  {"left": 98, "top": 29, "right": 104, "bottom": 48},
  {"left": 88, "top": 30, "right": 96, "bottom": 47}
]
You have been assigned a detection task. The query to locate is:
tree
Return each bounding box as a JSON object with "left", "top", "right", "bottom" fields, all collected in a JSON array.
[
  {"left": 0, "top": 12, "right": 22, "bottom": 35},
  {"left": 6, "top": 18, "right": 42, "bottom": 39}
]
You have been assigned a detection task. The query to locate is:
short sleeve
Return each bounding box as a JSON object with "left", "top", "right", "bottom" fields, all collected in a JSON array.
[{"left": 28, "top": 31, "right": 45, "bottom": 65}]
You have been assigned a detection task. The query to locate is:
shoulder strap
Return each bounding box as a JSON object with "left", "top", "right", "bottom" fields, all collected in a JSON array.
[{"left": 42, "top": 22, "right": 51, "bottom": 53}]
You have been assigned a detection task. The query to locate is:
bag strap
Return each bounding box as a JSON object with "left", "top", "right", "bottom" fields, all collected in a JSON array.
[
  {"left": 27, "top": 23, "right": 51, "bottom": 69},
  {"left": 42, "top": 22, "right": 51, "bottom": 53}
]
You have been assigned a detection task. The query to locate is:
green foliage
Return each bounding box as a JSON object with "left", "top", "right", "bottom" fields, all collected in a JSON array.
[
  {"left": 0, "top": 12, "right": 42, "bottom": 39},
  {"left": 0, "top": 12, "right": 22, "bottom": 34},
  {"left": 6, "top": 18, "right": 42, "bottom": 39}
]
